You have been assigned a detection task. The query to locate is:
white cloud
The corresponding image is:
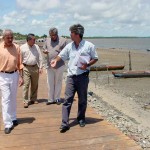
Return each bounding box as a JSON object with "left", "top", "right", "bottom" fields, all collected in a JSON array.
[
  {"left": 16, "top": 0, "right": 60, "bottom": 11},
  {"left": 91, "top": 1, "right": 113, "bottom": 11},
  {"left": 31, "top": 19, "right": 44, "bottom": 26},
  {"left": 2, "top": 11, "right": 26, "bottom": 26},
  {"left": 1, "top": 0, "right": 150, "bottom": 36},
  {"left": 74, "top": 13, "right": 92, "bottom": 21}
]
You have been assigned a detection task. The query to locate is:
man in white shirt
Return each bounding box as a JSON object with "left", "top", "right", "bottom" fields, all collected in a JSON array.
[
  {"left": 20, "top": 34, "right": 43, "bottom": 108},
  {"left": 51, "top": 24, "right": 98, "bottom": 133}
]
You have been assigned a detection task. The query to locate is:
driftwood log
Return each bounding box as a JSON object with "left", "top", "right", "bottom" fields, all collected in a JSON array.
[{"left": 90, "top": 65, "right": 125, "bottom": 71}]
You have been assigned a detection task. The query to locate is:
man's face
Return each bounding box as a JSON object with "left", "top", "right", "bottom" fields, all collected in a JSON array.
[
  {"left": 28, "top": 36, "right": 36, "bottom": 47},
  {"left": 3, "top": 32, "right": 13, "bottom": 47},
  {"left": 50, "top": 32, "right": 58, "bottom": 41},
  {"left": 70, "top": 32, "right": 78, "bottom": 41}
]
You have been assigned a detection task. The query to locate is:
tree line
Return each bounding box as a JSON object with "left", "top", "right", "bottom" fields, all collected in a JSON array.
[{"left": 0, "top": 29, "right": 47, "bottom": 40}]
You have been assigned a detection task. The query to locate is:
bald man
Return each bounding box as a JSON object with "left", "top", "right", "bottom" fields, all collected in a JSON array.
[{"left": 0, "top": 29, "right": 23, "bottom": 134}]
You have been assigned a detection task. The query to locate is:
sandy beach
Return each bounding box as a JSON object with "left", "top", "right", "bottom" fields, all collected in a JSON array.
[{"left": 87, "top": 48, "right": 150, "bottom": 149}]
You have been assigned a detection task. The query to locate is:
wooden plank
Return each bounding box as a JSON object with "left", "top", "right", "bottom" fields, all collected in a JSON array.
[
  {"left": 0, "top": 136, "right": 141, "bottom": 150},
  {"left": 0, "top": 124, "right": 141, "bottom": 149},
  {"left": 0, "top": 132, "right": 137, "bottom": 149},
  {"left": 0, "top": 72, "right": 142, "bottom": 150},
  {"left": 0, "top": 137, "right": 141, "bottom": 150}
]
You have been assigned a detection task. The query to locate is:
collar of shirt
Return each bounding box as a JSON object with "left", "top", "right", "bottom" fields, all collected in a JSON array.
[
  {"left": 50, "top": 36, "right": 59, "bottom": 43},
  {"left": 27, "top": 43, "right": 36, "bottom": 49},
  {"left": 72, "top": 39, "right": 85, "bottom": 49}
]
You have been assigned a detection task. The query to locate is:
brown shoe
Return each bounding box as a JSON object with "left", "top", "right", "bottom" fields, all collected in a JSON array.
[
  {"left": 29, "top": 100, "right": 38, "bottom": 105},
  {"left": 24, "top": 103, "right": 28, "bottom": 108},
  {"left": 34, "top": 100, "right": 38, "bottom": 104},
  {"left": 29, "top": 101, "right": 34, "bottom": 105}
]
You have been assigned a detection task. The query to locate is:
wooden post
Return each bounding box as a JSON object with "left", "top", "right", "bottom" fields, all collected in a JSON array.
[
  {"left": 107, "top": 66, "right": 109, "bottom": 84},
  {"left": 95, "top": 66, "right": 98, "bottom": 88},
  {"left": 129, "top": 51, "right": 132, "bottom": 71}
]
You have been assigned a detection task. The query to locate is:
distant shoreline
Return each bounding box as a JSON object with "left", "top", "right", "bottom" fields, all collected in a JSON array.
[{"left": 82, "top": 37, "right": 150, "bottom": 39}]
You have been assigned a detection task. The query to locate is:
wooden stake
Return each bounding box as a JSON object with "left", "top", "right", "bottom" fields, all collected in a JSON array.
[{"left": 129, "top": 51, "right": 132, "bottom": 71}]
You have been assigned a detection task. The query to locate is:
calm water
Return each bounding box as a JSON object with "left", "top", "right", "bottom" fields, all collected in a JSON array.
[{"left": 85, "top": 38, "right": 150, "bottom": 51}]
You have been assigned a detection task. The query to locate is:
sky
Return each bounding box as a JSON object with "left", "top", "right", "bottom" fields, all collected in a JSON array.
[{"left": 0, "top": 0, "right": 150, "bottom": 37}]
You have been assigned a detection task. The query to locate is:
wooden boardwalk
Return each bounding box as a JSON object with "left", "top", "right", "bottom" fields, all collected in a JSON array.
[{"left": 0, "top": 72, "right": 142, "bottom": 150}]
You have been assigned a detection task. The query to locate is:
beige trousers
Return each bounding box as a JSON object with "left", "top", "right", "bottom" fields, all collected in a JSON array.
[
  {"left": 47, "top": 65, "right": 65, "bottom": 102},
  {"left": 23, "top": 65, "right": 39, "bottom": 103},
  {"left": 0, "top": 71, "right": 19, "bottom": 128}
]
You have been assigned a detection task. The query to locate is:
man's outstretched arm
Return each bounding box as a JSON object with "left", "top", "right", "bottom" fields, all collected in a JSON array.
[{"left": 50, "top": 56, "right": 62, "bottom": 68}]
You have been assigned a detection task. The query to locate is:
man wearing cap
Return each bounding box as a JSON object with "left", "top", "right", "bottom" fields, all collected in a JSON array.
[
  {"left": 0, "top": 29, "right": 24, "bottom": 134},
  {"left": 51, "top": 24, "right": 98, "bottom": 133}
]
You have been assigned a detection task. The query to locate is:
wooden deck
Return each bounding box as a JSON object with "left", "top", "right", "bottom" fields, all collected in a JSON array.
[{"left": 0, "top": 72, "right": 142, "bottom": 150}]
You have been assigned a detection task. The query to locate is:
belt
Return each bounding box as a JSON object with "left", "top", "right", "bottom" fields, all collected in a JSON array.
[
  {"left": 70, "top": 71, "right": 89, "bottom": 78},
  {"left": 23, "top": 64, "right": 37, "bottom": 67},
  {"left": 0, "top": 70, "right": 17, "bottom": 74}
]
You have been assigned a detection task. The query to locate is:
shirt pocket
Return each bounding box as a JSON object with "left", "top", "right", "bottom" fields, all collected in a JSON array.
[
  {"left": 80, "top": 52, "right": 90, "bottom": 57},
  {"left": 69, "top": 52, "right": 76, "bottom": 59}
]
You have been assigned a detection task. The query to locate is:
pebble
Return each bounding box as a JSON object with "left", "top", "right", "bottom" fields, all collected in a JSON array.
[{"left": 88, "top": 92, "right": 150, "bottom": 149}]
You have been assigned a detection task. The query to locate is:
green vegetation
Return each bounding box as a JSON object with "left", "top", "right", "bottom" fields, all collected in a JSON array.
[
  {"left": 14, "top": 33, "right": 47, "bottom": 40},
  {"left": 14, "top": 33, "right": 28, "bottom": 40},
  {"left": 0, "top": 29, "right": 47, "bottom": 40}
]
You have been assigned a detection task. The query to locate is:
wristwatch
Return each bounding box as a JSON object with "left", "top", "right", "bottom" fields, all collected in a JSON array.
[{"left": 87, "top": 63, "right": 90, "bottom": 67}]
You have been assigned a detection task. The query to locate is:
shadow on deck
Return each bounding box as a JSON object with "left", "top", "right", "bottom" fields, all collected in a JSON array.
[{"left": 0, "top": 72, "right": 142, "bottom": 150}]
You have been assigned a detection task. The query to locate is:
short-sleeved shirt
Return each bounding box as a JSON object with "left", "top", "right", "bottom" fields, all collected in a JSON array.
[
  {"left": 43, "top": 36, "right": 68, "bottom": 69},
  {"left": 0, "top": 42, "right": 23, "bottom": 72},
  {"left": 58, "top": 40, "right": 98, "bottom": 76},
  {"left": 20, "top": 43, "right": 43, "bottom": 69}
]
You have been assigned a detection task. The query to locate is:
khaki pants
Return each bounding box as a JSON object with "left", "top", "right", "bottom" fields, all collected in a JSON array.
[
  {"left": 47, "top": 65, "right": 65, "bottom": 101},
  {"left": 23, "top": 65, "right": 39, "bottom": 103}
]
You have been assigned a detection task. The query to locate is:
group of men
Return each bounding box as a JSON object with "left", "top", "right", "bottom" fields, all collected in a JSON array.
[{"left": 0, "top": 24, "right": 98, "bottom": 134}]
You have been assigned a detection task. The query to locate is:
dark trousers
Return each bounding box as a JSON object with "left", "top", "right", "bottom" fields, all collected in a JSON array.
[{"left": 61, "top": 73, "right": 89, "bottom": 127}]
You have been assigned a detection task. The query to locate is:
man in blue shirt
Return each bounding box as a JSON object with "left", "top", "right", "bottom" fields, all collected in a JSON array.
[{"left": 51, "top": 24, "right": 98, "bottom": 133}]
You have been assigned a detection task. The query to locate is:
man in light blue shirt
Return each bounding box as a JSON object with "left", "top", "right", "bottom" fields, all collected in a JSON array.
[{"left": 51, "top": 24, "right": 98, "bottom": 133}]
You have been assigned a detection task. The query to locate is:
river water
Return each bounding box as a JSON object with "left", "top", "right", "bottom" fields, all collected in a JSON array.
[{"left": 86, "top": 38, "right": 150, "bottom": 51}]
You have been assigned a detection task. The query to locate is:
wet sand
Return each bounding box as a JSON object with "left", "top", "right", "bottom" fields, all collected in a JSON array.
[{"left": 88, "top": 48, "right": 150, "bottom": 129}]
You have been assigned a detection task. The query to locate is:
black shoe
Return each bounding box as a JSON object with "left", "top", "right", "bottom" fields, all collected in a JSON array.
[
  {"left": 12, "top": 120, "right": 18, "bottom": 127},
  {"left": 29, "top": 100, "right": 38, "bottom": 105},
  {"left": 29, "top": 101, "right": 34, "bottom": 105},
  {"left": 46, "top": 101, "right": 56, "bottom": 105},
  {"left": 4, "top": 127, "right": 14, "bottom": 134},
  {"left": 60, "top": 126, "right": 70, "bottom": 133},
  {"left": 24, "top": 103, "right": 28, "bottom": 108},
  {"left": 78, "top": 120, "right": 86, "bottom": 127},
  {"left": 56, "top": 99, "right": 61, "bottom": 105}
]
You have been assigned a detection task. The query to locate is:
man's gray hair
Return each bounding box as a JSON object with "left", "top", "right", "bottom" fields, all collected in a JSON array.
[
  {"left": 26, "top": 33, "right": 35, "bottom": 41},
  {"left": 49, "top": 28, "right": 58, "bottom": 35},
  {"left": 69, "top": 24, "right": 84, "bottom": 35},
  {"left": 2, "top": 29, "right": 13, "bottom": 37}
]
